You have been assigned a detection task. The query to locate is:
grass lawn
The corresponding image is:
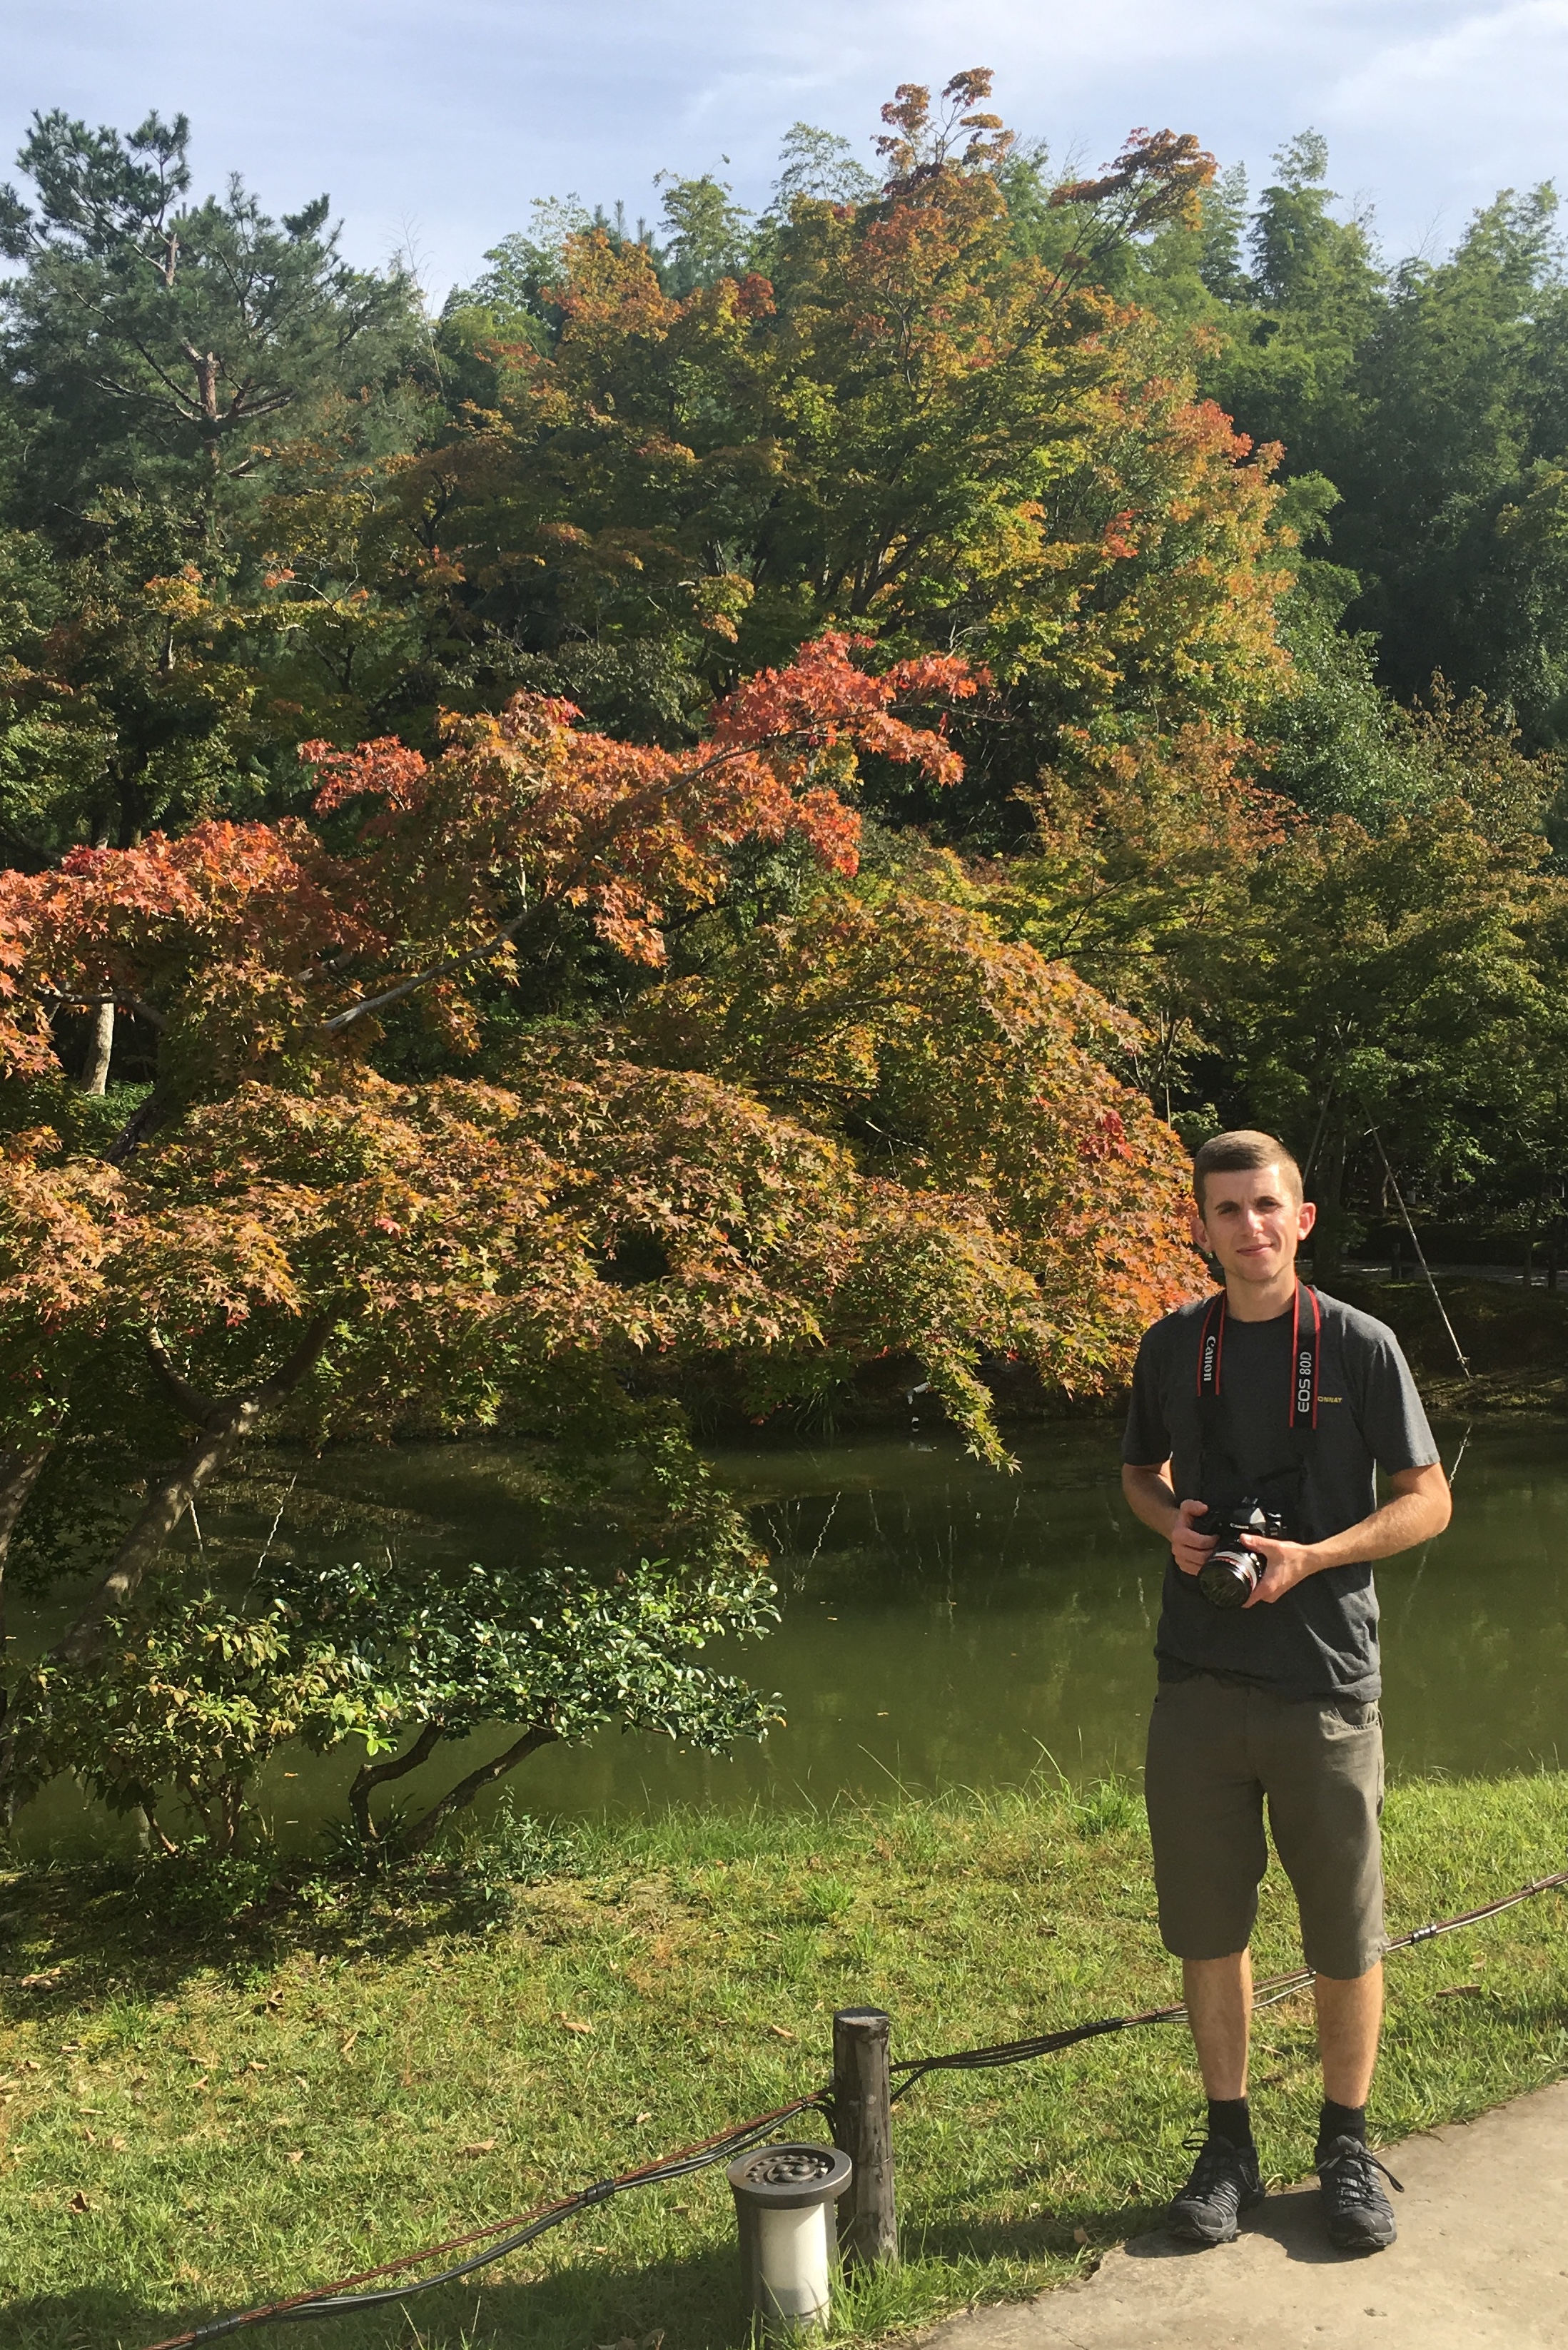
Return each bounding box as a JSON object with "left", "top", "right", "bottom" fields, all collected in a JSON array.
[{"left": 3, "top": 1771, "right": 1567, "bottom": 2350}]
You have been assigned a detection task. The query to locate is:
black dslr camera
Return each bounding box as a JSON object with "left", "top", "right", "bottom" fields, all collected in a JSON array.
[{"left": 1193, "top": 1499, "right": 1288, "bottom": 1609}]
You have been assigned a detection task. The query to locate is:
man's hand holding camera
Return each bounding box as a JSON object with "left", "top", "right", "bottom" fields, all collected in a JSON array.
[
  {"left": 1170, "top": 1496, "right": 1217, "bottom": 1576},
  {"left": 1235, "top": 1529, "right": 1317, "bottom": 1606},
  {"left": 1170, "top": 1496, "right": 1316, "bottom": 1606}
]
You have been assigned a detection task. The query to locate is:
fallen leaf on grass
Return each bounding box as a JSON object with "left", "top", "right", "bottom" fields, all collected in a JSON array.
[
  {"left": 339, "top": 2032, "right": 358, "bottom": 2058},
  {"left": 557, "top": 2015, "right": 594, "bottom": 2036},
  {"left": 1435, "top": 1983, "right": 1484, "bottom": 1998},
  {"left": 19, "top": 1972, "right": 60, "bottom": 1992},
  {"left": 68, "top": 2190, "right": 91, "bottom": 2214},
  {"left": 1073, "top": 2226, "right": 1089, "bottom": 2246},
  {"left": 765, "top": 2024, "right": 796, "bottom": 2042},
  {"left": 285, "top": 2149, "right": 304, "bottom": 2164},
  {"left": 633, "top": 2110, "right": 652, "bottom": 2124},
  {"left": 190, "top": 2077, "right": 209, "bottom": 2092},
  {"left": 18, "top": 2059, "right": 40, "bottom": 2072},
  {"left": 460, "top": 2140, "right": 497, "bottom": 2157}
]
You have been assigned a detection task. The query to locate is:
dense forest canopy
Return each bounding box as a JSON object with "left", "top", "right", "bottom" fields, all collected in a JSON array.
[{"left": 0, "top": 73, "right": 1565, "bottom": 1853}]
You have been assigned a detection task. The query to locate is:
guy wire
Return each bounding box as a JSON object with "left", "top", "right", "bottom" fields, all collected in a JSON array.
[{"left": 1369, "top": 1127, "right": 1471, "bottom": 1378}]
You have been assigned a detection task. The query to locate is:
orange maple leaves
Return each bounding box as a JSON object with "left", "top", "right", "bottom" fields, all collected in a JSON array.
[
  {"left": 0, "top": 634, "right": 976, "bottom": 1073},
  {"left": 0, "top": 628, "right": 1203, "bottom": 1477}
]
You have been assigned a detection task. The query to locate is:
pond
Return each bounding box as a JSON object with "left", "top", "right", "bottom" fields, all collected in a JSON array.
[{"left": 15, "top": 1414, "right": 1567, "bottom": 1860}]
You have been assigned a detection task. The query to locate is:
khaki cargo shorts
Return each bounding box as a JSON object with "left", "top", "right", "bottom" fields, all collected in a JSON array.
[{"left": 1144, "top": 1673, "right": 1387, "bottom": 1980}]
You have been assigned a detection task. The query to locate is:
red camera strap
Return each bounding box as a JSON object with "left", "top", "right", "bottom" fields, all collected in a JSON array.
[{"left": 1197, "top": 1283, "right": 1320, "bottom": 1431}]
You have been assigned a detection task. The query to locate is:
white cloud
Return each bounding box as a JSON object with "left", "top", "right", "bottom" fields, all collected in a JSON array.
[
  {"left": 0, "top": 0, "right": 1560, "bottom": 295},
  {"left": 1332, "top": 0, "right": 1568, "bottom": 106}
]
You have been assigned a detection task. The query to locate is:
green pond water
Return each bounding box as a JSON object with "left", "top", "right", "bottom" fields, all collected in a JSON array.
[{"left": 16, "top": 1416, "right": 1567, "bottom": 1860}]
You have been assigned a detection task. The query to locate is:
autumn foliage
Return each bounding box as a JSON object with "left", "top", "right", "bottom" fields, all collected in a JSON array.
[
  {"left": 0, "top": 627, "right": 1200, "bottom": 1841},
  {"left": 0, "top": 72, "right": 1245, "bottom": 1851},
  {"left": 5, "top": 66, "right": 1568, "bottom": 1865}
]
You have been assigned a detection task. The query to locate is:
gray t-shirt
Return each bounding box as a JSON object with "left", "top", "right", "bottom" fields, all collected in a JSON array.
[{"left": 1122, "top": 1287, "right": 1440, "bottom": 1702}]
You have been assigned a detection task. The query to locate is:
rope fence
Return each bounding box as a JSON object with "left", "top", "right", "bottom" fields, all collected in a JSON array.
[{"left": 136, "top": 1859, "right": 1568, "bottom": 2350}]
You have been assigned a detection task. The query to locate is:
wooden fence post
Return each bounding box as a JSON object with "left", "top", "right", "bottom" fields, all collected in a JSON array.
[{"left": 831, "top": 2005, "right": 896, "bottom": 2268}]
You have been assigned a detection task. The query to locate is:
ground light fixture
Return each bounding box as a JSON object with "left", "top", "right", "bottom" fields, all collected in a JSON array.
[{"left": 726, "top": 2141, "right": 853, "bottom": 2337}]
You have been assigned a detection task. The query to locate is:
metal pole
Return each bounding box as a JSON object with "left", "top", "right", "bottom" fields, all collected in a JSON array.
[{"left": 831, "top": 2006, "right": 896, "bottom": 2268}]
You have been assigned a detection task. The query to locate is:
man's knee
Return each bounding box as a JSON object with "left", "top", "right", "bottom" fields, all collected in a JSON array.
[{"left": 1265, "top": 1701, "right": 1386, "bottom": 1976}]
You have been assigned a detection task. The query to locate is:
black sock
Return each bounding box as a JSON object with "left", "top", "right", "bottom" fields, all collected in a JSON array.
[
  {"left": 1317, "top": 2098, "right": 1367, "bottom": 2153},
  {"left": 1207, "top": 2096, "right": 1254, "bottom": 2149}
]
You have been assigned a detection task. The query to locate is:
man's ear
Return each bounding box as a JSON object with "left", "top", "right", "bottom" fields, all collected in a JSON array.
[
  {"left": 1188, "top": 1205, "right": 1210, "bottom": 1252},
  {"left": 1297, "top": 1197, "right": 1318, "bottom": 1238}
]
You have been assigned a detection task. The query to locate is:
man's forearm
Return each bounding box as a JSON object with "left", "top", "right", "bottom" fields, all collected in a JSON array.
[
  {"left": 1304, "top": 1484, "right": 1449, "bottom": 1571},
  {"left": 1123, "top": 1462, "right": 1180, "bottom": 1539}
]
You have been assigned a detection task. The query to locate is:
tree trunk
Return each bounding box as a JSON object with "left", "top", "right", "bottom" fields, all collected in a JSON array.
[
  {"left": 0, "top": 1444, "right": 54, "bottom": 1732},
  {"left": 348, "top": 1722, "right": 444, "bottom": 1848},
  {"left": 0, "top": 1444, "right": 56, "bottom": 1814},
  {"left": 402, "top": 1726, "right": 558, "bottom": 1855},
  {"left": 80, "top": 999, "right": 115, "bottom": 1094},
  {"left": 1309, "top": 1128, "right": 1347, "bottom": 1284},
  {"left": 51, "top": 1315, "right": 329, "bottom": 1671},
  {"left": 105, "top": 1083, "right": 172, "bottom": 1166},
  {"left": 0, "top": 1444, "right": 50, "bottom": 1570},
  {"left": 53, "top": 1406, "right": 263, "bottom": 1667}
]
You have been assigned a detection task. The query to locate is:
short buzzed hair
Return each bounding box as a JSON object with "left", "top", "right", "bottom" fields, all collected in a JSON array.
[{"left": 1192, "top": 1128, "right": 1303, "bottom": 1215}]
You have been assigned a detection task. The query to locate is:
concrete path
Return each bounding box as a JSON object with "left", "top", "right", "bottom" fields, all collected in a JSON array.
[{"left": 919, "top": 2080, "right": 1568, "bottom": 2349}]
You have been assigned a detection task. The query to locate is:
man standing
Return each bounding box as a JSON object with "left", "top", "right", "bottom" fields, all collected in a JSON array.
[{"left": 1122, "top": 1129, "right": 1450, "bottom": 2254}]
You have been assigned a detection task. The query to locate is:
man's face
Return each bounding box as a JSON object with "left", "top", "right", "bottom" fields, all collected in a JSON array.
[{"left": 1192, "top": 1163, "right": 1317, "bottom": 1289}]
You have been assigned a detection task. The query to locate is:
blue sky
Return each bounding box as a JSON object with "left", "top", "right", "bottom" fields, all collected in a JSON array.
[{"left": 1, "top": 1, "right": 1564, "bottom": 301}]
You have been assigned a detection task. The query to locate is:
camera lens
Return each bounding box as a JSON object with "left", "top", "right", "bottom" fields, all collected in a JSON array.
[{"left": 1198, "top": 1546, "right": 1260, "bottom": 1610}]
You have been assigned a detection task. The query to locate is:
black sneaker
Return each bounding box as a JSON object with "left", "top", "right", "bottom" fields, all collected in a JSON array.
[
  {"left": 1166, "top": 2133, "right": 1264, "bottom": 2244},
  {"left": 1317, "top": 2135, "right": 1403, "bottom": 2252}
]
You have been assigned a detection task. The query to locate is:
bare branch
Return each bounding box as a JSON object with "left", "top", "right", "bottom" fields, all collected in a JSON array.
[
  {"left": 53, "top": 1413, "right": 256, "bottom": 1667},
  {"left": 105, "top": 1085, "right": 173, "bottom": 1165},
  {"left": 146, "top": 1335, "right": 221, "bottom": 1428},
  {"left": 0, "top": 1446, "right": 51, "bottom": 1571},
  {"left": 248, "top": 1312, "right": 334, "bottom": 1412},
  {"left": 401, "top": 1725, "right": 557, "bottom": 1853},
  {"left": 34, "top": 988, "right": 166, "bottom": 1030},
  {"left": 348, "top": 1722, "right": 442, "bottom": 1847},
  {"left": 0, "top": 1442, "right": 54, "bottom": 1749},
  {"left": 318, "top": 905, "right": 538, "bottom": 1034},
  {"left": 52, "top": 1315, "right": 329, "bottom": 1668}
]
